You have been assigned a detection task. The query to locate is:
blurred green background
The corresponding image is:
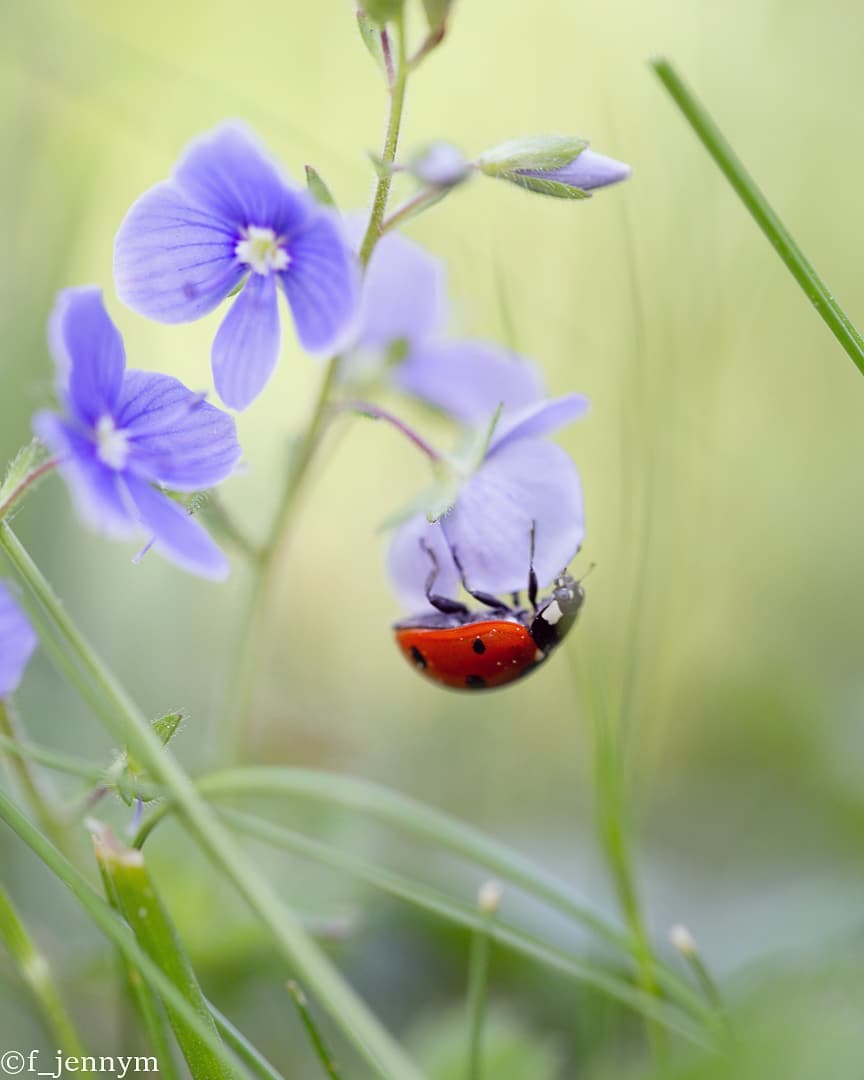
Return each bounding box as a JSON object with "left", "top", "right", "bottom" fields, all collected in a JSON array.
[{"left": 3, "top": 0, "right": 864, "bottom": 1075}]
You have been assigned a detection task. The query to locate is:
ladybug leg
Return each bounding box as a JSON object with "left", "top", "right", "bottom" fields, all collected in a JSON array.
[
  {"left": 528, "top": 520, "right": 539, "bottom": 612},
  {"left": 449, "top": 545, "right": 510, "bottom": 612},
  {"left": 421, "top": 539, "right": 470, "bottom": 616}
]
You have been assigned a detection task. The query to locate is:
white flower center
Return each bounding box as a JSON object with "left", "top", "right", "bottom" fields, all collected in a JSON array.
[
  {"left": 235, "top": 226, "right": 290, "bottom": 275},
  {"left": 95, "top": 415, "right": 130, "bottom": 470}
]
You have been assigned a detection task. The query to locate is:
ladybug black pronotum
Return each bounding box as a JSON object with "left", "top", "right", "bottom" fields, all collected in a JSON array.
[{"left": 393, "top": 529, "right": 586, "bottom": 691}]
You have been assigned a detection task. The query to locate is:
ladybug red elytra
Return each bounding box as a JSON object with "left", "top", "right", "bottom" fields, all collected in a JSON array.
[{"left": 393, "top": 532, "right": 585, "bottom": 691}]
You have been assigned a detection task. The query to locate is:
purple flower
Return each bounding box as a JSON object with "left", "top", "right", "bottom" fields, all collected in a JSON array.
[
  {"left": 388, "top": 394, "right": 588, "bottom": 610},
  {"left": 0, "top": 582, "right": 37, "bottom": 698},
  {"left": 34, "top": 287, "right": 241, "bottom": 580},
  {"left": 114, "top": 123, "right": 360, "bottom": 411},
  {"left": 345, "top": 230, "right": 543, "bottom": 423},
  {"left": 515, "top": 148, "right": 631, "bottom": 194}
]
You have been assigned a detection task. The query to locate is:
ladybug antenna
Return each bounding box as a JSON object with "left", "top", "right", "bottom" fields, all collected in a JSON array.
[{"left": 576, "top": 562, "right": 597, "bottom": 585}]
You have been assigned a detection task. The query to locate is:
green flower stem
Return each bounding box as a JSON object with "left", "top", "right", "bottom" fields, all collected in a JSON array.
[
  {"left": 381, "top": 186, "right": 449, "bottom": 234},
  {"left": 0, "top": 457, "right": 60, "bottom": 523},
  {"left": 93, "top": 823, "right": 234, "bottom": 1080},
  {"left": 465, "top": 887, "right": 497, "bottom": 1080},
  {"left": 0, "top": 789, "right": 255, "bottom": 1076},
  {"left": 0, "top": 698, "right": 66, "bottom": 848},
  {"left": 589, "top": 695, "right": 664, "bottom": 1058},
  {"left": 216, "top": 808, "right": 714, "bottom": 1047},
  {"left": 222, "top": 16, "right": 410, "bottom": 762},
  {"left": 0, "top": 882, "right": 86, "bottom": 1056},
  {"left": 0, "top": 525, "right": 422, "bottom": 1080},
  {"left": 359, "top": 14, "right": 408, "bottom": 268},
  {"left": 97, "top": 858, "right": 181, "bottom": 1080},
  {"left": 652, "top": 57, "right": 864, "bottom": 378},
  {"left": 287, "top": 981, "right": 342, "bottom": 1080}
]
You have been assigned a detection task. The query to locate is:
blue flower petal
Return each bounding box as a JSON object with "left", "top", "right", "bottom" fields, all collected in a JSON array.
[
  {"left": 441, "top": 439, "right": 584, "bottom": 595},
  {"left": 397, "top": 339, "right": 544, "bottom": 424},
  {"left": 489, "top": 394, "right": 589, "bottom": 456},
  {"left": 116, "top": 371, "right": 241, "bottom": 489},
  {"left": 124, "top": 474, "right": 229, "bottom": 581},
  {"left": 357, "top": 231, "right": 448, "bottom": 350},
  {"left": 114, "top": 181, "right": 244, "bottom": 323},
  {"left": 173, "top": 123, "right": 310, "bottom": 236},
  {"left": 33, "top": 411, "right": 137, "bottom": 538},
  {"left": 279, "top": 212, "right": 360, "bottom": 354},
  {"left": 212, "top": 274, "right": 281, "bottom": 410},
  {"left": 48, "top": 287, "right": 126, "bottom": 426},
  {"left": 0, "top": 582, "right": 37, "bottom": 698},
  {"left": 388, "top": 514, "right": 460, "bottom": 613}
]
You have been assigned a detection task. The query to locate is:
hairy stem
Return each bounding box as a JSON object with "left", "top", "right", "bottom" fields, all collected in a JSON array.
[{"left": 221, "top": 16, "right": 410, "bottom": 761}]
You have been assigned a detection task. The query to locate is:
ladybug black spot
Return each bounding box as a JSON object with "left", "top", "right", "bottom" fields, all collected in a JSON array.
[
  {"left": 472, "top": 637, "right": 486, "bottom": 655},
  {"left": 410, "top": 646, "right": 427, "bottom": 669},
  {"left": 465, "top": 674, "right": 487, "bottom": 689}
]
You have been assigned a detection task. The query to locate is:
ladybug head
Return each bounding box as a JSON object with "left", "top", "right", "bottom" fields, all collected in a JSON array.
[{"left": 528, "top": 572, "right": 586, "bottom": 653}]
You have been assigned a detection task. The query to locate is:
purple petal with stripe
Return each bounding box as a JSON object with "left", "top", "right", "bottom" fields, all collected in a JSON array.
[
  {"left": 48, "top": 287, "right": 125, "bottom": 425},
  {"left": 388, "top": 514, "right": 460, "bottom": 613},
  {"left": 117, "top": 371, "right": 241, "bottom": 489},
  {"left": 212, "top": 274, "right": 281, "bottom": 410},
  {"left": 279, "top": 212, "right": 360, "bottom": 354},
  {"left": 489, "top": 394, "right": 589, "bottom": 457},
  {"left": 397, "top": 339, "right": 544, "bottom": 424},
  {"left": 33, "top": 412, "right": 137, "bottom": 538},
  {"left": 441, "top": 440, "right": 584, "bottom": 594},
  {"left": 0, "top": 582, "right": 37, "bottom": 698},
  {"left": 114, "top": 181, "right": 244, "bottom": 323},
  {"left": 125, "top": 474, "right": 229, "bottom": 581},
  {"left": 173, "top": 123, "right": 311, "bottom": 236}
]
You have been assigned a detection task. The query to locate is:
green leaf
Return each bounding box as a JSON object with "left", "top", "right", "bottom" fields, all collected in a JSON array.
[
  {"left": 477, "top": 135, "right": 588, "bottom": 176},
  {"left": 421, "top": 0, "right": 453, "bottom": 29},
  {"left": 93, "top": 823, "right": 235, "bottom": 1080},
  {"left": 360, "top": 0, "right": 405, "bottom": 25},
  {"left": 305, "top": 166, "right": 337, "bottom": 208}
]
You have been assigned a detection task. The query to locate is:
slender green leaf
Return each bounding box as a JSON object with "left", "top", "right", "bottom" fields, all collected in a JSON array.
[
  {"left": 209, "top": 1001, "right": 287, "bottom": 1080},
  {"left": 93, "top": 823, "right": 234, "bottom": 1079},
  {"left": 652, "top": 56, "right": 864, "bottom": 378},
  {"left": 287, "top": 982, "right": 342, "bottom": 1079},
  {"left": 477, "top": 135, "right": 587, "bottom": 176},
  {"left": 305, "top": 166, "right": 337, "bottom": 208}
]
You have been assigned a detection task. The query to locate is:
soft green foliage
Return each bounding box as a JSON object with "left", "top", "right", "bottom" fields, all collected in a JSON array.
[{"left": 360, "top": 0, "right": 406, "bottom": 27}]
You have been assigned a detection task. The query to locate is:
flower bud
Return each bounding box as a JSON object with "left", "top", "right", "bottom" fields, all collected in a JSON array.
[
  {"left": 477, "top": 135, "right": 630, "bottom": 199},
  {"left": 409, "top": 142, "right": 472, "bottom": 189},
  {"left": 669, "top": 923, "right": 697, "bottom": 957},
  {"left": 477, "top": 880, "right": 503, "bottom": 914}
]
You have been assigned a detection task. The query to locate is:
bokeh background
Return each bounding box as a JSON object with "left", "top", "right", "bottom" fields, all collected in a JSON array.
[{"left": 2, "top": 0, "right": 864, "bottom": 1076}]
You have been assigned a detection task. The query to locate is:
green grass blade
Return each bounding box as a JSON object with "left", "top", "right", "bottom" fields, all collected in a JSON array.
[
  {"left": 0, "top": 789, "right": 255, "bottom": 1077},
  {"left": 287, "top": 981, "right": 343, "bottom": 1079},
  {"left": 0, "top": 525, "right": 422, "bottom": 1080},
  {"left": 0, "top": 882, "right": 85, "bottom": 1055},
  {"left": 652, "top": 56, "right": 864, "bottom": 378},
  {"left": 93, "top": 823, "right": 235, "bottom": 1079},
  {"left": 209, "top": 1000, "right": 288, "bottom": 1080},
  {"left": 219, "top": 808, "right": 715, "bottom": 1047}
]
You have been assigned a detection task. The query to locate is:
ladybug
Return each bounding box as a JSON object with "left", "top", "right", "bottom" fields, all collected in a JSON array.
[{"left": 394, "top": 533, "right": 586, "bottom": 691}]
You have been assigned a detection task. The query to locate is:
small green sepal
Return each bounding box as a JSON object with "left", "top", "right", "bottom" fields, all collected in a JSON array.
[
  {"left": 359, "top": 0, "right": 405, "bottom": 25},
  {"left": 476, "top": 135, "right": 588, "bottom": 176},
  {"left": 305, "top": 165, "right": 337, "bottom": 208}
]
